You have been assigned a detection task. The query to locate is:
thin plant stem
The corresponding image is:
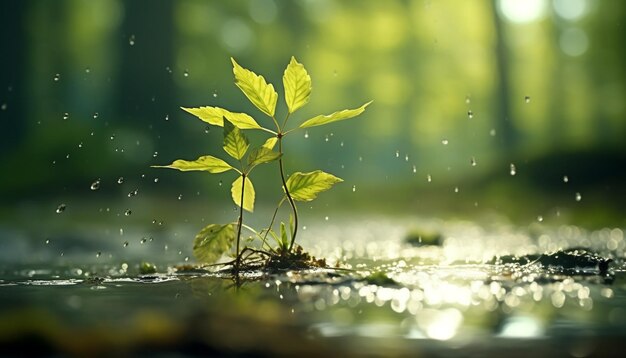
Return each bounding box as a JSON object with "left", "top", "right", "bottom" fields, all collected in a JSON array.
[
  {"left": 261, "top": 197, "right": 286, "bottom": 245},
  {"left": 277, "top": 137, "right": 299, "bottom": 252},
  {"left": 235, "top": 173, "right": 246, "bottom": 274}
]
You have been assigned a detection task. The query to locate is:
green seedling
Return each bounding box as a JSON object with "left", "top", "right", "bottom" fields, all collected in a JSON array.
[{"left": 153, "top": 57, "right": 370, "bottom": 273}]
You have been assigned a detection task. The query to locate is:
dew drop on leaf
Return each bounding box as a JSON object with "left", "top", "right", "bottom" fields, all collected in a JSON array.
[
  {"left": 509, "top": 163, "right": 517, "bottom": 176},
  {"left": 56, "top": 204, "right": 66, "bottom": 213},
  {"left": 575, "top": 192, "right": 582, "bottom": 202},
  {"left": 90, "top": 179, "right": 101, "bottom": 191}
]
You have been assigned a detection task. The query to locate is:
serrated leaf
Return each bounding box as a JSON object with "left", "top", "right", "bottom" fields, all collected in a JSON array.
[
  {"left": 231, "top": 58, "right": 278, "bottom": 117},
  {"left": 193, "top": 223, "right": 235, "bottom": 264},
  {"left": 262, "top": 137, "right": 278, "bottom": 150},
  {"left": 231, "top": 175, "right": 255, "bottom": 212},
  {"left": 151, "top": 155, "right": 234, "bottom": 173},
  {"left": 181, "top": 106, "right": 261, "bottom": 129},
  {"left": 283, "top": 56, "right": 311, "bottom": 114},
  {"left": 285, "top": 170, "right": 343, "bottom": 201},
  {"left": 300, "top": 101, "right": 372, "bottom": 128},
  {"left": 248, "top": 146, "right": 281, "bottom": 168},
  {"left": 223, "top": 119, "right": 249, "bottom": 160}
]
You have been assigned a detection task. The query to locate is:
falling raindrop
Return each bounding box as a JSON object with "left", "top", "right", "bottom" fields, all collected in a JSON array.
[
  {"left": 358, "top": 156, "right": 363, "bottom": 162},
  {"left": 45, "top": 239, "right": 50, "bottom": 244},
  {"left": 165, "top": 66, "right": 172, "bottom": 73},
  {"left": 117, "top": 177, "right": 124, "bottom": 184},
  {"left": 441, "top": 139, "right": 449, "bottom": 145},
  {"left": 85, "top": 67, "right": 91, "bottom": 74},
  {"left": 304, "top": 131, "right": 309, "bottom": 139},
  {"left": 525, "top": 96, "right": 531, "bottom": 103},
  {"left": 140, "top": 237, "right": 147, "bottom": 244},
  {"left": 124, "top": 209, "right": 132, "bottom": 216},
  {"left": 62, "top": 112, "right": 69, "bottom": 120},
  {"left": 53, "top": 73, "right": 61, "bottom": 82},
  {"left": 127, "top": 189, "right": 138, "bottom": 197},
  {"left": 128, "top": 34, "right": 135, "bottom": 46},
  {"left": 395, "top": 150, "right": 400, "bottom": 158},
  {"left": 412, "top": 165, "right": 417, "bottom": 173},
  {"left": 56, "top": 204, "right": 66, "bottom": 214},
  {"left": 465, "top": 96, "right": 471, "bottom": 104},
  {"left": 96, "top": 251, "right": 101, "bottom": 258},
  {"left": 1, "top": 103, "right": 6, "bottom": 111},
  {"left": 470, "top": 157, "right": 477, "bottom": 166},
  {"left": 324, "top": 216, "right": 329, "bottom": 221},
  {"left": 183, "top": 70, "right": 189, "bottom": 77},
  {"left": 164, "top": 114, "right": 169, "bottom": 121},
  {"left": 467, "top": 110, "right": 474, "bottom": 119},
  {"left": 509, "top": 163, "right": 517, "bottom": 176},
  {"left": 110, "top": 134, "right": 115, "bottom": 140},
  {"left": 204, "top": 126, "right": 211, "bottom": 134},
  {"left": 489, "top": 129, "right": 497, "bottom": 136},
  {"left": 184, "top": 256, "right": 190, "bottom": 262},
  {"left": 352, "top": 185, "right": 356, "bottom": 192},
  {"left": 427, "top": 174, "right": 432, "bottom": 183},
  {"left": 404, "top": 154, "right": 409, "bottom": 162},
  {"left": 153, "top": 151, "right": 158, "bottom": 158},
  {"left": 537, "top": 215, "right": 544, "bottom": 222},
  {"left": 575, "top": 192, "right": 582, "bottom": 202},
  {"left": 154, "top": 178, "right": 159, "bottom": 183},
  {"left": 563, "top": 175, "right": 569, "bottom": 183},
  {"left": 123, "top": 241, "right": 129, "bottom": 247},
  {"left": 90, "top": 179, "right": 101, "bottom": 191},
  {"left": 302, "top": 226, "right": 307, "bottom": 230},
  {"left": 218, "top": 181, "right": 223, "bottom": 187},
  {"left": 454, "top": 187, "right": 459, "bottom": 193},
  {"left": 178, "top": 194, "right": 183, "bottom": 200},
  {"left": 324, "top": 135, "right": 329, "bottom": 142},
  {"left": 213, "top": 91, "right": 218, "bottom": 98},
  {"left": 93, "top": 112, "right": 99, "bottom": 119}
]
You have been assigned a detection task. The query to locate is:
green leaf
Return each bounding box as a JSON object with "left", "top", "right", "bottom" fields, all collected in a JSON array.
[
  {"left": 280, "top": 222, "right": 289, "bottom": 248},
  {"left": 231, "top": 175, "right": 255, "bottom": 212},
  {"left": 283, "top": 56, "right": 311, "bottom": 114},
  {"left": 231, "top": 58, "right": 278, "bottom": 117},
  {"left": 151, "top": 155, "right": 234, "bottom": 173},
  {"left": 262, "top": 137, "right": 278, "bottom": 150},
  {"left": 285, "top": 170, "right": 343, "bottom": 201},
  {"left": 300, "top": 101, "right": 372, "bottom": 128},
  {"left": 223, "top": 119, "right": 249, "bottom": 160},
  {"left": 193, "top": 223, "right": 235, "bottom": 264},
  {"left": 248, "top": 146, "right": 281, "bottom": 168},
  {"left": 181, "top": 106, "right": 262, "bottom": 129}
]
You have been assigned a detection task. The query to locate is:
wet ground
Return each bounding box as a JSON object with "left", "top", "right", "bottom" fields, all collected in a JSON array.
[{"left": 1, "top": 215, "right": 625, "bottom": 357}]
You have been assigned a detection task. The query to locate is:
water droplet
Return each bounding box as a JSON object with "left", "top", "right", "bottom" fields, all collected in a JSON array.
[
  {"left": 45, "top": 239, "right": 50, "bottom": 244},
  {"left": 165, "top": 66, "right": 172, "bottom": 73},
  {"left": 454, "top": 187, "right": 459, "bottom": 193},
  {"left": 124, "top": 209, "right": 131, "bottom": 216},
  {"left": 183, "top": 70, "right": 189, "bottom": 77},
  {"left": 537, "top": 215, "right": 544, "bottom": 222},
  {"left": 140, "top": 237, "right": 147, "bottom": 244},
  {"left": 563, "top": 175, "right": 569, "bottom": 183},
  {"left": 395, "top": 150, "right": 400, "bottom": 158},
  {"left": 412, "top": 165, "right": 417, "bottom": 173},
  {"left": 324, "top": 135, "right": 329, "bottom": 142},
  {"left": 404, "top": 154, "right": 409, "bottom": 162},
  {"left": 53, "top": 73, "right": 61, "bottom": 82},
  {"left": 85, "top": 67, "right": 91, "bottom": 74},
  {"left": 1, "top": 103, "right": 7, "bottom": 111},
  {"left": 164, "top": 114, "right": 169, "bottom": 121},
  {"left": 525, "top": 96, "right": 531, "bottom": 103},
  {"left": 153, "top": 178, "right": 159, "bottom": 183},
  {"left": 470, "top": 157, "right": 477, "bottom": 166},
  {"left": 340, "top": 141, "right": 344, "bottom": 147},
  {"left": 178, "top": 194, "right": 183, "bottom": 200},
  {"left": 184, "top": 256, "right": 190, "bottom": 262},
  {"left": 123, "top": 241, "right": 129, "bottom": 247},
  {"left": 204, "top": 126, "right": 211, "bottom": 134},
  {"left": 62, "top": 112, "right": 69, "bottom": 120},
  {"left": 127, "top": 189, "right": 138, "bottom": 197},
  {"left": 96, "top": 251, "right": 101, "bottom": 258},
  {"left": 465, "top": 95, "right": 471, "bottom": 104},
  {"left": 509, "top": 163, "right": 517, "bottom": 176},
  {"left": 90, "top": 179, "right": 101, "bottom": 191},
  {"left": 218, "top": 181, "right": 223, "bottom": 187},
  {"left": 110, "top": 134, "right": 115, "bottom": 140},
  {"left": 128, "top": 34, "right": 135, "bottom": 46},
  {"left": 489, "top": 129, "right": 496, "bottom": 136},
  {"left": 212, "top": 91, "right": 218, "bottom": 98},
  {"left": 153, "top": 151, "right": 158, "bottom": 158},
  {"left": 324, "top": 216, "right": 329, "bottom": 221},
  {"left": 467, "top": 110, "right": 474, "bottom": 119},
  {"left": 302, "top": 226, "right": 307, "bottom": 230},
  {"left": 441, "top": 139, "right": 449, "bottom": 145},
  {"left": 352, "top": 185, "right": 356, "bottom": 192},
  {"left": 56, "top": 204, "right": 66, "bottom": 213},
  {"left": 427, "top": 174, "right": 432, "bottom": 183},
  {"left": 358, "top": 156, "right": 363, "bottom": 162},
  {"left": 304, "top": 131, "right": 309, "bottom": 139},
  {"left": 117, "top": 177, "right": 124, "bottom": 184},
  {"left": 149, "top": 237, "right": 154, "bottom": 242},
  {"left": 78, "top": 142, "right": 83, "bottom": 148},
  {"left": 575, "top": 192, "right": 582, "bottom": 202},
  {"left": 164, "top": 244, "right": 169, "bottom": 251}
]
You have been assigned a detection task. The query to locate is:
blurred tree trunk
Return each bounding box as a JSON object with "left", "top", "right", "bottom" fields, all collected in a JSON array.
[
  {"left": 116, "top": 0, "right": 176, "bottom": 149},
  {"left": 0, "top": 2, "right": 26, "bottom": 157},
  {"left": 490, "top": 0, "right": 518, "bottom": 152}
]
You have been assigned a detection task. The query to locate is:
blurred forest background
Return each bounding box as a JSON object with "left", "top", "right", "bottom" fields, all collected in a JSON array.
[{"left": 0, "top": 0, "right": 625, "bottom": 231}]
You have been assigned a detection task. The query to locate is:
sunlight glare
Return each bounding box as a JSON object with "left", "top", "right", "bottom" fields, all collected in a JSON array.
[{"left": 498, "top": 0, "right": 548, "bottom": 23}]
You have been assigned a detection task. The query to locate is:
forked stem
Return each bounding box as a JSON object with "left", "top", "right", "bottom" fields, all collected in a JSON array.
[{"left": 277, "top": 136, "right": 299, "bottom": 252}]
